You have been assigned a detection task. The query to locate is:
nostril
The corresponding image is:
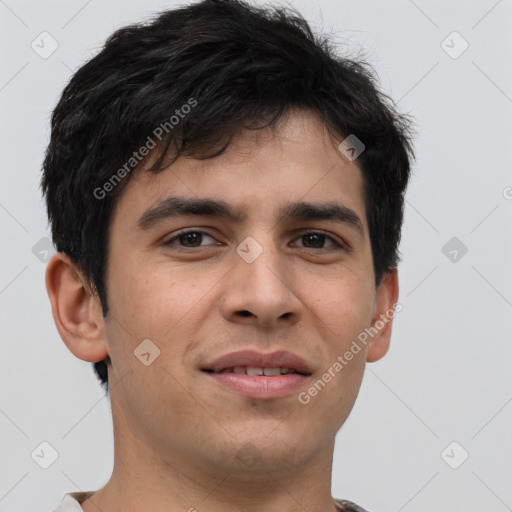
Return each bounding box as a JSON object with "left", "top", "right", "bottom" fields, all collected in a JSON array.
[{"left": 237, "top": 310, "right": 252, "bottom": 317}]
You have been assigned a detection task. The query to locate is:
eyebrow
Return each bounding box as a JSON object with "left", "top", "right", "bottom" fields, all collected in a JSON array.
[{"left": 136, "top": 196, "right": 365, "bottom": 237}]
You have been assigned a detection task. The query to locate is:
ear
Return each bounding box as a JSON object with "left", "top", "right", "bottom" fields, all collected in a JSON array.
[
  {"left": 366, "top": 268, "right": 400, "bottom": 363},
  {"left": 45, "top": 252, "right": 109, "bottom": 362}
]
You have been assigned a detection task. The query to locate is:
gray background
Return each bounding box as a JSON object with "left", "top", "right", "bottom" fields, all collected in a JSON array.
[{"left": 1, "top": 0, "right": 511, "bottom": 510}]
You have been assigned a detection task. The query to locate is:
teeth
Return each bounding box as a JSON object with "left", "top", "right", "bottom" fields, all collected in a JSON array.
[
  {"left": 246, "top": 366, "right": 264, "bottom": 376},
  {"left": 217, "top": 367, "right": 298, "bottom": 376}
]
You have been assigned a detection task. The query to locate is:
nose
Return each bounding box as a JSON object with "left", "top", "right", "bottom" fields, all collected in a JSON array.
[{"left": 220, "top": 237, "right": 303, "bottom": 329}]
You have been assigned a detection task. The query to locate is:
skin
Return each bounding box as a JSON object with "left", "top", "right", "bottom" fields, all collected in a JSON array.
[{"left": 46, "top": 108, "right": 398, "bottom": 512}]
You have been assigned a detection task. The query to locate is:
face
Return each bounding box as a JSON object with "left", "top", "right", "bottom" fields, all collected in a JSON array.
[{"left": 99, "top": 109, "right": 392, "bottom": 480}]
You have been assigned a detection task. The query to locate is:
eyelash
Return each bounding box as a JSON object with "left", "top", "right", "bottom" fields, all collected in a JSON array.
[{"left": 163, "top": 229, "right": 347, "bottom": 251}]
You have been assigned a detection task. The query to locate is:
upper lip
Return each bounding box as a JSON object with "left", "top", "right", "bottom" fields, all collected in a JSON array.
[{"left": 202, "top": 349, "right": 313, "bottom": 375}]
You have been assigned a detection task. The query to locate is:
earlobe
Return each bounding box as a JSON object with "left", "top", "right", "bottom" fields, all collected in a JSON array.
[
  {"left": 45, "top": 252, "right": 109, "bottom": 363},
  {"left": 366, "top": 269, "right": 399, "bottom": 363}
]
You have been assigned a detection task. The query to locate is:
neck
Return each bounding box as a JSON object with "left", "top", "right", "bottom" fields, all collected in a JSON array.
[
  {"left": 81, "top": 426, "right": 339, "bottom": 512},
  {"left": 80, "top": 384, "right": 340, "bottom": 512}
]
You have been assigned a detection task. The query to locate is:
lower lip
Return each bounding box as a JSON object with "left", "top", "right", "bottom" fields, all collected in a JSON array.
[{"left": 202, "top": 371, "right": 310, "bottom": 399}]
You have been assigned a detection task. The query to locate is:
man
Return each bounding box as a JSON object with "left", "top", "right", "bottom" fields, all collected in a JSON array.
[{"left": 42, "top": 0, "right": 414, "bottom": 510}]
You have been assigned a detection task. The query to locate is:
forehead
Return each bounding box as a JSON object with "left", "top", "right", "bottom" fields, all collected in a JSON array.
[{"left": 111, "top": 109, "right": 367, "bottom": 230}]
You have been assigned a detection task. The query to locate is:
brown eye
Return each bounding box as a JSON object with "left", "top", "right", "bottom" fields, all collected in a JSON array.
[
  {"left": 302, "top": 233, "right": 328, "bottom": 248},
  {"left": 177, "top": 232, "right": 203, "bottom": 247},
  {"left": 164, "top": 230, "right": 217, "bottom": 248},
  {"left": 291, "top": 231, "right": 344, "bottom": 250}
]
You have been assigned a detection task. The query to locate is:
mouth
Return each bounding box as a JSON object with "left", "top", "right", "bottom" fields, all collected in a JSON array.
[
  {"left": 201, "top": 369, "right": 311, "bottom": 399},
  {"left": 201, "top": 349, "right": 313, "bottom": 375},
  {"left": 201, "top": 366, "right": 310, "bottom": 376},
  {"left": 200, "top": 350, "right": 313, "bottom": 399}
]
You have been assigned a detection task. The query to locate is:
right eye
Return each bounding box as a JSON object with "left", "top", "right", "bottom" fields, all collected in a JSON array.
[{"left": 163, "top": 229, "right": 220, "bottom": 249}]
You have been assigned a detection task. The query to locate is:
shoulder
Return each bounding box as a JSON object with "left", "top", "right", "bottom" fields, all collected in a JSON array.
[
  {"left": 52, "top": 491, "right": 95, "bottom": 511},
  {"left": 334, "top": 498, "right": 371, "bottom": 512}
]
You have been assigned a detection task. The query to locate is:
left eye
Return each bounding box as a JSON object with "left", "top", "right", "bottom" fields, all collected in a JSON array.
[
  {"left": 291, "top": 232, "right": 342, "bottom": 250},
  {"left": 163, "top": 230, "right": 344, "bottom": 250}
]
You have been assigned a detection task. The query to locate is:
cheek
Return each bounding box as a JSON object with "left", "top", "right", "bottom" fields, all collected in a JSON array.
[
  {"left": 103, "top": 265, "right": 197, "bottom": 413},
  {"left": 109, "top": 261, "right": 194, "bottom": 336},
  {"left": 105, "top": 261, "right": 222, "bottom": 383},
  {"left": 307, "top": 271, "right": 375, "bottom": 343}
]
